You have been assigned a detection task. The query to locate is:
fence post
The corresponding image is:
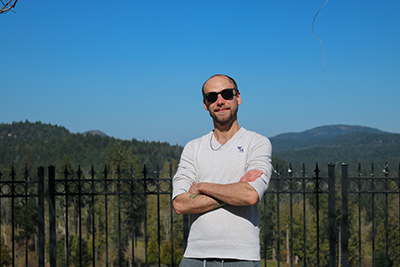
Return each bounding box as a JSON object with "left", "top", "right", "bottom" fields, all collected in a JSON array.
[
  {"left": 48, "top": 166, "right": 57, "bottom": 267},
  {"left": 11, "top": 167, "right": 15, "bottom": 266},
  {"left": 328, "top": 163, "right": 336, "bottom": 267},
  {"left": 341, "top": 163, "right": 349, "bottom": 267},
  {"left": 183, "top": 214, "right": 189, "bottom": 250},
  {"left": 38, "top": 167, "right": 45, "bottom": 266}
]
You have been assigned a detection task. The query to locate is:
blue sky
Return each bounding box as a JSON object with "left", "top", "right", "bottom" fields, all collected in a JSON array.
[{"left": 1, "top": 0, "right": 399, "bottom": 146}]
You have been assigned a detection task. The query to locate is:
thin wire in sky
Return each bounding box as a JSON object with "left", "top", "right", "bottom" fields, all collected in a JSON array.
[{"left": 312, "top": 0, "right": 329, "bottom": 81}]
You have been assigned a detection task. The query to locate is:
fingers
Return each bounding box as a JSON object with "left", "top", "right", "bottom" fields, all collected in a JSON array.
[
  {"left": 189, "top": 183, "right": 201, "bottom": 194},
  {"left": 240, "top": 169, "right": 263, "bottom": 182}
]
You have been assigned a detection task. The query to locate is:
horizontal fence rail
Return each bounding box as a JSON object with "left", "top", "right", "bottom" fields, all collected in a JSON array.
[{"left": 0, "top": 162, "right": 399, "bottom": 267}]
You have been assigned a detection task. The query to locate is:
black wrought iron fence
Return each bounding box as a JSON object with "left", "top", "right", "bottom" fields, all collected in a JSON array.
[
  {"left": 0, "top": 167, "right": 45, "bottom": 267},
  {"left": 262, "top": 163, "right": 336, "bottom": 267},
  {"left": 0, "top": 163, "right": 399, "bottom": 267},
  {"left": 341, "top": 163, "right": 400, "bottom": 267}
]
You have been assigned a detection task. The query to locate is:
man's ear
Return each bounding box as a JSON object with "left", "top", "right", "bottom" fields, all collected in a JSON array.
[
  {"left": 203, "top": 98, "right": 209, "bottom": 111},
  {"left": 237, "top": 91, "right": 242, "bottom": 106}
]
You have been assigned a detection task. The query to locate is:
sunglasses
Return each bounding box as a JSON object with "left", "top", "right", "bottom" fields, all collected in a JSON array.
[{"left": 203, "top": 88, "right": 238, "bottom": 104}]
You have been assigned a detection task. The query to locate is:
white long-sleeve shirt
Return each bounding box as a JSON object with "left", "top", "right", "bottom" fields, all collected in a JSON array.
[{"left": 172, "top": 127, "right": 273, "bottom": 260}]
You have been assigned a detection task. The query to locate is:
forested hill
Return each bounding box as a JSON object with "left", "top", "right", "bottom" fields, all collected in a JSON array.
[
  {"left": 270, "top": 125, "right": 400, "bottom": 175},
  {"left": 0, "top": 121, "right": 183, "bottom": 176},
  {"left": 2, "top": 122, "right": 399, "bottom": 177}
]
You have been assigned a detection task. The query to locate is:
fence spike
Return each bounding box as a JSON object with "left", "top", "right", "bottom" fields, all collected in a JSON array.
[
  {"left": 370, "top": 163, "right": 375, "bottom": 177},
  {"left": 11, "top": 166, "right": 16, "bottom": 178},
  {"left": 314, "top": 163, "right": 320, "bottom": 178},
  {"left": 117, "top": 165, "right": 121, "bottom": 177},
  {"left": 274, "top": 164, "right": 281, "bottom": 176},
  {"left": 288, "top": 164, "right": 293, "bottom": 177},
  {"left": 169, "top": 164, "right": 173, "bottom": 177},
  {"left": 142, "top": 165, "right": 148, "bottom": 179},
  {"left": 129, "top": 165, "right": 134, "bottom": 178},
  {"left": 357, "top": 163, "right": 362, "bottom": 177},
  {"left": 383, "top": 163, "right": 389, "bottom": 177},
  {"left": 302, "top": 163, "right": 306, "bottom": 177},
  {"left": 63, "top": 165, "right": 70, "bottom": 179},
  {"left": 77, "top": 165, "right": 82, "bottom": 179},
  {"left": 103, "top": 165, "right": 109, "bottom": 179},
  {"left": 24, "top": 166, "right": 29, "bottom": 181},
  {"left": 90, "top": 165, "right": 96, "bottom": 178}
]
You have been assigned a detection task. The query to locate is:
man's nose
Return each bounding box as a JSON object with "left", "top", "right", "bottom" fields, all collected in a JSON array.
[{"left": 215, "top": 93, "right": 226, "bottom": 105}]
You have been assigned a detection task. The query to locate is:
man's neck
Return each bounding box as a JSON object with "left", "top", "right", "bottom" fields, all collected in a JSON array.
[{"left": 213, "top": 121, "right": 241, "bottom": 145}]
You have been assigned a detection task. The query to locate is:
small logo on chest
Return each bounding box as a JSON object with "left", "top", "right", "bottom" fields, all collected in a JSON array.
[{"left": 237, "top": 146, "right": 244, "bottom": 153}]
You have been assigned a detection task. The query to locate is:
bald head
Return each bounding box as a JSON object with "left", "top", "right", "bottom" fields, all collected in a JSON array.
[{"left": 202, "top": 74, "right": 238, "bottom": 95}]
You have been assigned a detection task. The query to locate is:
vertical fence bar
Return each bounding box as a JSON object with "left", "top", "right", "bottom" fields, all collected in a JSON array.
[
  {"left": 263, "top": 194, "right": 267, "bottom": 267},
  {"left": 78, "top": 166, "right": 83, "bottom": 267},
  {"left": 169, "top": 164, "right": 175, "bottom": 266},
  {"left": 90, "top": 166, "right": 96, "bottom": 266},
  {"left": 64, "top": 166, "right": 70, "bottom": 266},
  {"left": 341, "top": 164, "right": 349, "bottom": 267},
  {"left": 11, "top": 167, "right": 15, "bottom": 267},
  {"left": 130, "top": 165, "right": 135, "bottom": 266},
  {"left": 24, "top": 167, "right": 29, "bottom": 266},
  {"left": 38, "top": 166, "right": 45, "bottom": 266},
  {"left": 383, "top": 164, "right": 389, "bottom": 267},
  {"left": 183, "top": 214, "right": 189, "bottom": 251},
  {"left": 104, "top": 166, "right": 109, "bottom": 267},
  {"left": 328, "top": 164, "right": 336, "bottom": 267},
  {"left": 276, "top": 165, "right": 281, "bottom": 267},
  {"left": 314, "top": 164, "right": 320, "bottom": 267},
  {"left": 143, "top": 165, "right": 149, "bottom": 265},
  {"left": 371, "top": 164, "right": 376, "bottom": 266},
  {"left": 117, "top": 165, "right": 122, "bottom": 266},
  {"left": 302, "top": 163, "right": 307, "bottom": 267},
  {"left": 170, "top": 192, "right": 174, "bottom": 265},
  {"left": 48, "top": 165, "right": 57, "bottom": 267},
  {"left": 156, "top": 166, "right": 161, "bottom": 267},
  {"left": 288, "top": 166, "right": 293, "bottom": 267},
  {"left": 357, "top": 164, "right": 362, "bottom": 266}
]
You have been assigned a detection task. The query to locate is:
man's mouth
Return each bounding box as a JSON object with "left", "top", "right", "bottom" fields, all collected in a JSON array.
[{"left": 215, "top": 107, "right": 229, "bottom": 112}]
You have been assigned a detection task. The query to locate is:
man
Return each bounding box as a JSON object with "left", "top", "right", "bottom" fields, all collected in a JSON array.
[{"left": 172, "top": 74, "right": 273, "bottom": 266}]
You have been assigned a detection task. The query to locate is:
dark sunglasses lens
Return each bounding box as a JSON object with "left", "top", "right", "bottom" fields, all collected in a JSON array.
[
  {"left": 205, "top": 93, "right": 218, "bottom": 103},
  {"left": 221, "top": 89, "right": 234, "bottom": 100}
]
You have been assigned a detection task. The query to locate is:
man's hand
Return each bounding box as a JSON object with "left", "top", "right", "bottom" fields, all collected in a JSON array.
[
  {"left": 239, "top": 169, "right": 263, "bottom": 182},
  {"left": 188, "top": 183, "right": 202, "bottom": 195},
  {"left": 173, "top": 192, "right": 219, "bottom": 215}
]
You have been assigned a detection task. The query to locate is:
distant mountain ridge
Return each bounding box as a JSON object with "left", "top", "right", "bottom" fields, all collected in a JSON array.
[
  {"left": 272, "top": 125, "right": 386, "bottom": 140},
  {"left": 270, "top": 125, "right": 388, "bottom": 152},
  {"left": 270, "top": 125, "right": 400, "bottom": 175}
]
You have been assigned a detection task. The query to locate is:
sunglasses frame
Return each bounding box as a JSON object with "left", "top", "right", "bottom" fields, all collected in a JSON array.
[{"left": 203, "top": 88, "right": 239, "bottom": 104}]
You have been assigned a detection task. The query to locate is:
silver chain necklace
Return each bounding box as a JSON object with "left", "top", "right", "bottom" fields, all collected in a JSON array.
[{"left": 209, "top": 133, "right": 224, "bottom": 151}]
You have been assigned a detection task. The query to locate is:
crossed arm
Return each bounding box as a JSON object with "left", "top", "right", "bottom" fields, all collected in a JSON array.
[{"left": 173, "top": 169, "right": 263, "bottom": 215}]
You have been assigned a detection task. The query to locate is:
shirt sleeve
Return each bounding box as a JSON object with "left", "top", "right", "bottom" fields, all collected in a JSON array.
[
  {"left": 246, "top": 135, "right": 273, "bottom": 201},
  {"left": 172, "top": 141, "right": 197, "bottom": 200}
]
